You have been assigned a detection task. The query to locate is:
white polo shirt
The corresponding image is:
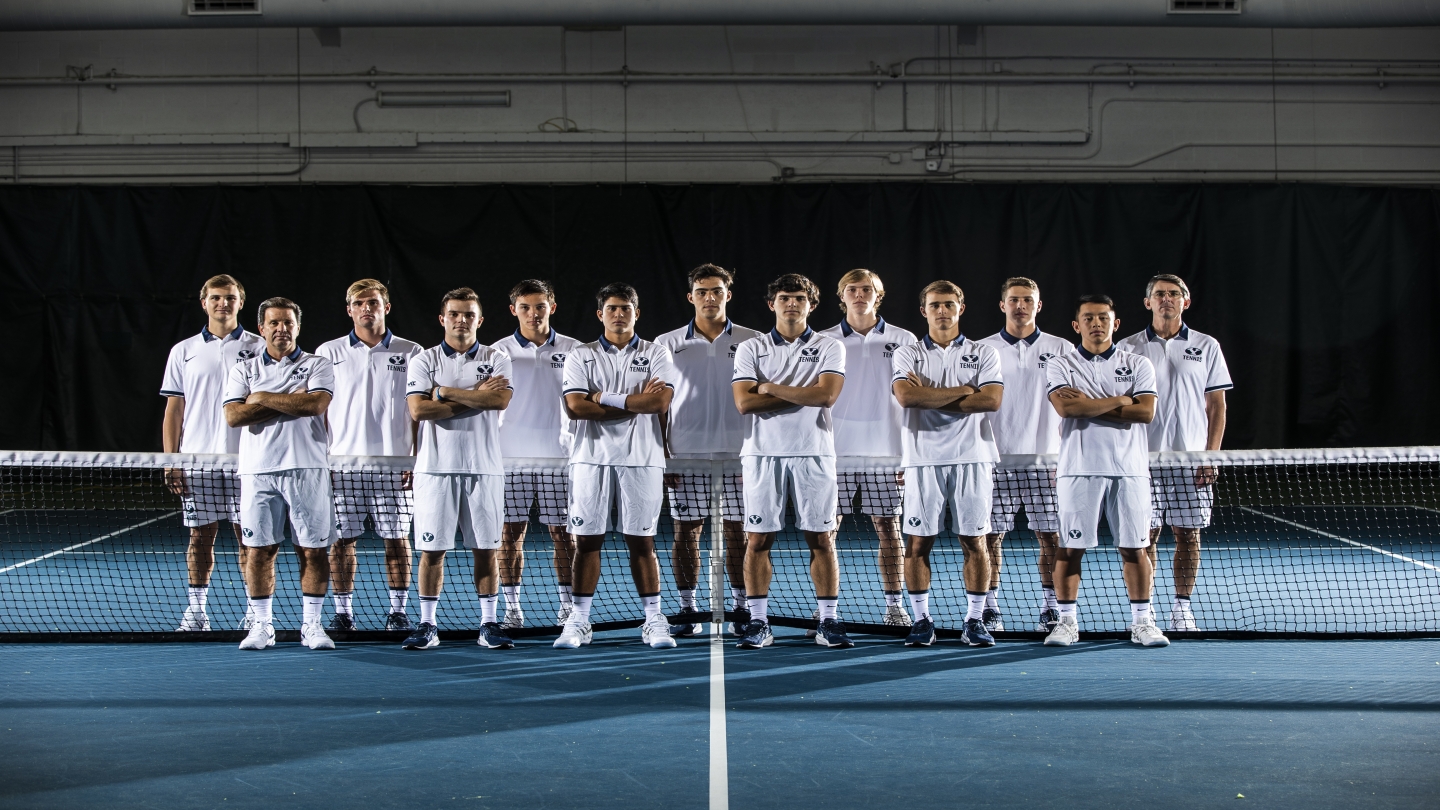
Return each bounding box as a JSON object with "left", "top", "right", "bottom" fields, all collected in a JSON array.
[
  {"left": 655, "top": 319, "right": 764, "bottom": 459},
  {"left": 223, "top": 347, "right": 335, "bottom": 475},
  {"left": 977, "top": 329, "right": 1072, "bottom": 455},
  {"left": 491, "top": 329, "right": 581, "bottom": 459},
  {"left": 1045, "top": 345, "right": 1157, "bottom": 478},
  {"left": 733, "top": 327, "right": 846, "bottom": 458},
  {"left": 1117, "top": 324, "right": 1233, "bottom": 452},
  {"left": 160, "top": 326, "right": 265, "bottom": 454},
  {"left": 316, "top": 330, "right": 423, "bottom": 456},
  {"left": 891, "top": 335, "right": 1003, "bottom": 467},
  {"left": 406, "top": 341, "right": 512, "bottom": 476},
  {"left": 561, "top": 334, "right": 675, "bottom": 468},
  {"left": 818, "top": 317, "right": 918, "bottom": 457}
]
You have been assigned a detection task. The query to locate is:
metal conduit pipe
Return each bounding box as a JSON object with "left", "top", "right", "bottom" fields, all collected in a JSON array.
[{"left": 3, "top": 0, "right": 1440, "bottom": 30}]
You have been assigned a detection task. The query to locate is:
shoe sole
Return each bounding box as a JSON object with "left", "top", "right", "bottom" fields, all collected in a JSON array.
[
  {"left": 1132, "top": 636, "right": 1171, "bottom": 647},
  {"left": 815, "top": 637, "right": 854, "bottom": 649},
  {"left": 647, "top": 638, "right": 678, "bottom": 649},
  {"left": 239, "top": 635, "right": 275, "bottom": 650},
  {"left": 479, "top": 639, "right": 515, "bottom": 649},
  {"left": 1043, "top": 636, "right": 1076, "bottom": 647},
  {"left": 403, "top": 637, "right": 440, "bottom": 650},
  {"left": 962, "top": 635, "right": 995, "bottom": 648},
  {"left": 305, "top": 639, "right": 336, "bottom": 650},
  {"left": 554, "top": 635, "right": 593, "bottom": 649},
  {"left": 903, "top": 636, "right": 935, "bottom": 647},
  {"left": 736, "top": 636, "right": 773, "bottom": 649}
]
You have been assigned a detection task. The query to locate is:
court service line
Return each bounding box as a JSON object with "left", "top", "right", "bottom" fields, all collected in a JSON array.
[
  {"left": 1239, "top": 506, "right": 1440, "bottom": 573},
  {"left": 710, "top": 622, "right": 730, "bottom": 810},
  {"left": 0, "top": 512, "right": 179, "bottom": 574}
]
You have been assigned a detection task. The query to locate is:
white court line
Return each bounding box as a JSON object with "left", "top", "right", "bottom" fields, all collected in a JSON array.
[
  {"left": 0, "top": 512, "right": 179, "bottom": 574},
  {"left": 710, "top": 623, "right": 729, "bottom": 810},
  {"left": 1239, "top": 506, "right": 1440, "bottom": 573}
]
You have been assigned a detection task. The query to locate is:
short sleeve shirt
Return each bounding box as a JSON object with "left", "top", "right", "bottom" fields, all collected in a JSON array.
[
  {"left": 1045, "top": 345, "right": 1157, "bottom": 478},
  {"left": 160, "top": 326, "right": 265, "bottom": 454},
  {"left": 890, "top": 335, "right": 1003, "bottom": 467},
  {"left": 561, "top": 335, "right": 675, "bottom": 468},
  {"left": 1117, "top": 325, "right": 1233, "bottom": 452},
  {"left": 491, "top": 329, "right": 581, "bottom": 460},
  {"left": 223, "top": 347, "right": 335, "bottom": 474},
  {"left": 316, "top": 330, "right": 423, "bottom": 456},
  {"left": 733, "top": 327, "right": 846, "bottom": 458},
  {"left": 977, "top": 329, "right": 1073, "bottom": 455},
  {"left": 818, "top": 317, "right": 919, "bottom": 457},
  {"left": 406, "top": 341, "right": 512, "bottom": 475},
  {"left": 655, "top": 320, "right": 764, "bottom": 459}
]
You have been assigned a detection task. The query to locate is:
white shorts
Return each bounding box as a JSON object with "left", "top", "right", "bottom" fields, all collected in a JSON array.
[
  {"left": 567, "top": 464, "right": 664, "bottom": 537},
  {"left": 413, "top": 472, "right": 504, "bottom": 551},
  {"left": 990, "top": 468, "right": 1060, "bottom": 534},
  {"left": 1150, "top": 466, "right": 1215, "bottom": 530},
  {"left": 741, "top": 455, "right": 838, "bottom": 534},
  {"left": 901, "top": 463, "right": 994, "bottom": 537},
  {"left": 837, "top": 469, "right": 902, "bottom": 518},
  {"left": 503, "top": 470, "right": 570, "bottom": 526},
  {"left": 1057, "top": 475, "right": 1152, "bottom": 550},
  {"left": 239, "top": 469, "right": 336, "bottom": 549},
  {"left": 178, "top": 468, "right": 240, "bottom": 528},
  {"left": 666, "top": 472, "right": 744, "bottom": 523},
  {"left": 332, "top": 470, "right": 412, "bottom": 539}
]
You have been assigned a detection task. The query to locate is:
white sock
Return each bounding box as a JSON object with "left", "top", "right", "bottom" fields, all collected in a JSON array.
[
  {"left": 965, "top": 591, "right": 986, "bottom": 621},
  {"left": 985, "top": 589, "right": 999, "bottom": 610},
  {"left": 480, "top": 593, "right": 499, "bottom": 624},
  {"left": 1057, "top": 600, "right": 1078, "bottom": 622},
  {"left": 302, "top": 594, "right": 325, "bottom": 624},
  {"left": 249, "top": 596, "right": 273, "bottom": 623},
  {"left": 679, "top": 589, "right": 697, "bottom": 610},
  {"left": 641, "top": 594, "right": 662, "bottom": 618},
  {"left": 187, "top": 586, "right": 208, "bottom": 611},
  {"left": 389, "top": 589, "right": 408, "bottom": 613},
  {"left": 503, "top": 584, "right": 521, "bottom": 608},
  {"left": 572, "top": 594, "right": 594, "bottom": 623},
  {"left": 1043, "top": 587, "right": 1058, "bottom": 611},
  {"left": 1131, "top": 600, "right": 1153, "bottom": 624},
  {"left": 731, "top": 587, "right": 747, "bottom": 609},
  {"left": 748, "top": 596, "right": 768, "bottom": 623},
  {"left": 884, "top": 590, "right": 904, "bottom": 607},
  {"left": 419, "top": 596, "right": 438, "bottom": 625},
  {"left": 909, "top": 590, "right": 930, "bottom": 622},
  {"left": 1173, "top": 595, "right": 1191, "bottom": 613},
  {"left": 332, "top": 591, "right": 353, "bottom": 616},
  {"left": 817, "top": 598, "right": 838, "bottom": 621},
  {"left": 557, "top": 584, "right": 573, "bottom": 606}
]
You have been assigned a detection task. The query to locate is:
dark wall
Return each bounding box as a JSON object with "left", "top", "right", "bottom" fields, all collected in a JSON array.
[{"left": 2, "top": 183, "right": 1437, "bottom": 452}]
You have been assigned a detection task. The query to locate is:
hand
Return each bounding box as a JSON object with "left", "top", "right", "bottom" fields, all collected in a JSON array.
[
  {"left": 476, "top": 374, "right": 510, "bottom": 391},
  {"left": 904, "top": 371, "right": 927, "bottom": 388},
  {"left": 643, "top": 377, "right": 666, "bottom": 394},
  {"left": 1194, "top": 465, "right": 1219, "bottom": 488},
  {"left": 163, "top": 467, "right": 188, "bottom": 497},
  {"left": 400, "top": 470, "right": 414, "bottom": 491},
  {"left": 1054, "top": 386, "right": 1085, "bottom": 400},
  {"left": 756, "top": 381, "right": 773, "bottom": 396},
  {"left": 664, "top": 473, "right": 681, "bottom": 489}
]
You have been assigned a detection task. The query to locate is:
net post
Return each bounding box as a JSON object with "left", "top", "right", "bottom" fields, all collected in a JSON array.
[{"left": 710, "top": 461, "right": 725, "bottom": 628}]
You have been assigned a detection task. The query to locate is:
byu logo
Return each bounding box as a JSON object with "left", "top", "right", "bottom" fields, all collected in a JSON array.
[
  {"left": 335, "top": 520, "right": 342, "bottom": 530},
  {"left": 290, "top": 367, "right": 311, "bottom": 379},
  {"left": 884, "top": 342, "right": 899, "bottom": 356},
  {"left": 959, "top": 353, "right": 980, "bottom": 369},
  {"left": 798, "top": 347, "right": 821, "bottom": 362},
  {"left": 630, "top": 357, "right": 651, "bottom": 371},
  {"left": 388, "top": 355, "right": 407, "bottom": 367},
  {"left": 550, "top": 352, "right": 566, "bottom": 368},
  {"left": 237, "top": 349, "right": 256, "bottom": 360},
  {"left": 476, "top": 364, "right": 493, "bottom": 380},
  {"left": 570, "top": 516, "right": 585, "bottom": 527},
  {"left": 1183, "top": 347, "right": 1204, "bottom": 361},
  {"left": 674, "top": 502, "right": 688, "bottom": 514},
  {"left": 422, "top": 532, "right": 435, "bottom": 542},
  {"left": 184, "top": 503, "right": 197, "bottom": 513},
  {"left": 1068, "top": 529, "right": 1082, "bottom": 540},
  {"left": 747, "top": 514, "right": 763, "bottom": 525},
  {"left": 907, "top": 516, "right": 921, "bottom": 527},
  {"left": 242, "top": 528, "right": 254, "bottom": 538},
  {"left": 1115, "top": 365, "right": 1135, "bottom": 382},
  {"left": 1038, "top": 352, "right": 1055, "bottom": 367}
]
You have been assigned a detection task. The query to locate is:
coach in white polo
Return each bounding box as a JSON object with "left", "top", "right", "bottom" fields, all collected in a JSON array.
[
  {"left": 891, "top": 280, "right": 1003, "bottom": 648},
  {"left": 978, "top": 276, "right": 1072, "bottom": 634},
  {"left": 557, "top": 283, "right": 677, "bottom": 651},
  {"left": 1118, "top": 273, "right": 1232, "bottom": 632},
  {"left": 223, "top": 297, "right": 337, "bottom": 651},
  {"left": 316, "top": 278, "right": 423, "bottom": 633},
  {"left": 161, "top": 273, "right": 264, "bottom": 632},
  {"left": 1043, "top": 294, "right": 1167, "bottom": 648},
  {"left": 819, "top": 269, "right": 918, "bottom": 627},
  {"left": 402, "top": 287, "right": 515, "bottom": 652},
  {"left": 656, "top": 263, "right": 762, "bottom": 636},
  {"left": 492, "top": 279, "right": 581, "bottom": 629},
  {"left": 732, "top": 273, "right": 851, "bottom": 650}
]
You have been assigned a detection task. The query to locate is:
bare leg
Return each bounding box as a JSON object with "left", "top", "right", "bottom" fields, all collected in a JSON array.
[
  {"left": 804, "top": 531, "right": 839, "bottom": 599},
  {"left": 958, "top": 534, "right": 990, "bottom": 594},
  {"left": 418, "top": 550, "right": 447, "bottom": 598},
  {"left": 1119, "top": 547, "right": 1154, "bottom": 603},
  {"left": 500, "top": 521, "right": 527, "bottom": 588},
  {"left": 329, "top": 538, "right": 357, "bottom": 594},
  {"left": 1036, "top": 532, "right": 1059, "bottom": 590},
  {"left": 244, "top": 544, "right": 278, "bottom": 599},
  {"left": 985, "top": 532, "right": 1004, "bottom": 592},
  {"left": 231, "top": 523, "right": 250, "bottom": 587},
  {"left": 549, "top": 526, "right": 575, "bottom": 589},
  {"left": 472, "top": 548, "right": 499, "bottom": 596},
  {"left": 296, "top": 547, "right": 331, "bottom": 596},
  {"left": 186, "top": 523, "right": 220, "bottom": 587},
  {"left": 1052, "top": 548, "right": 1085, "bottom": 603},
  {"left": 1171, "top": 527, "right": 1201, "bottom": 599},
  {"left": 571, "top": 535, "right": 604, "bottom": 596},
  {"left": 873, "top": 515, "right": 904, "bottom": 599},
  {"left": 624, "top": 535, "right": 661, "bottom": 595},
  {"left": 384, "top": 537, "right": 412, "bottom": 589},
  {"left": 723, "top": 520, "right": 746, "bottom": 603},
  {"left": 672, "top": 520, "right": 704, "bottom": 593},
  {"left": 903, "top": 535, "right": 936, "bottom": 593},
  {"left": 743, "top": 532, "right": 775, "bottom": 600}
]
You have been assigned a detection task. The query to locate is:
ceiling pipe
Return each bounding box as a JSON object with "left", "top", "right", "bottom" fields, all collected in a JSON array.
[{"left": 3, "top": 0, "right": 1440, "bottom": 31}]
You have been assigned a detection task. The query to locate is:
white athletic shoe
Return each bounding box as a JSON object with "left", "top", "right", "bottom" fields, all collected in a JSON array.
[
  {"left": 176, "top": 606, "right": 210, "bottom": 632},
  {"left": 556, "top": 603, "right": 574, "bottom": 627},
  {"left": 502, "top": 605, "right": 526, "bottom": 630},
  {"left": 642, "top": 613, "right": 677, "bottom": 649},
  {"left": 301, "top": 620, "right": 336, "bottom": 650},
  {"left": 238, "top": 621, "right": 275, "bottom": 650},
  {"left": 1043, "top": 614, "right": 1080, "bottom": 647},
  {"left": 1130, "top": 616, "right": 1171, "bottom": 647},
  {"left": 238, "top": 606, "right": 257, "bottom": 631},
  {"left": 1168, "top": 605, "right": 1198, "bottom": 632},
  {"left": 883, "top": 604, "right": 910, "bottom": 626},
  {"left": 553, "top": 618, "right": 593, "bottom": 649}
]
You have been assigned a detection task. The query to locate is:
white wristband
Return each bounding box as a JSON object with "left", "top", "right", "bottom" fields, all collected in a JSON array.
[{"left": 599, "top": 392, "right": 628, "bottom": 410}]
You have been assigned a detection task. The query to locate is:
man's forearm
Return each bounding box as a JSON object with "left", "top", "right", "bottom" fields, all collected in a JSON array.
[
  {"left": 1058, "top": 395, "right": 1132, "bottom": 419},
  {"left": 250, "top": 391, "right": 328, "bottom": 417},
  {"left": 1205, "top": 404, "right": 1226, "bottom": 450},
  {"left": 901, "top": 385, "right": 976, "bottom": 410},
  {"left": 764, "top": 383, "right": 836, "bottom": 408},
  {"left": 225, "top": 402, "right": 278, "bottom": 428},
  {"left": 409, "top": 397, "right": 470, "bottom": 422},
  {"left": 735, "top": 392, "right": 796, "bottom": 415},
  {"left": 162, "top": 398, "right": 184, "bottom": 453},
  {"left": 939, "top": 387, "right": 1002, "bottom": 414},
  {"left": 437, "top": 387, "right": 511, "bottom": 410}
]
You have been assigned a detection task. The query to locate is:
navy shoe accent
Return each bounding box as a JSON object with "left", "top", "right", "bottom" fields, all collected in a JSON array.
[
  {"left": 961, "top": 617, "right": 996, "bottom": 647},
  {"left": 729, "top": 608, "right": 752, "bottom": 637},
  {"left": 735, "top": 619, "right": 773, "bottom": 649},
  {"left": 402, "top": 621, "right": 439, "bottom": 650},
  {"left": 814, "top": 618, "right": 854, "bottom": 649},
  {"left": 478, "top": 621, "right": 515, "bottom": 649},
  {"left": 386, "top": 611, "right": 415, "bottom": 632},
  {"left": 327, "top": 613, "right": 356, "bottom": 632},
  {"left": 904, "top": 617, "right": 936, "bottom": 647}
]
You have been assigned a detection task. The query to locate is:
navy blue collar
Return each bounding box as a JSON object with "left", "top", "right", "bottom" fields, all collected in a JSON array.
[
  {"left": 1146, "top": 323, "right": 1190, "bottom": 341},
  {"left": 441, "top": 340, "right": 481, "bottom": 359},
  {"left": 262, "top": 346, "right": 304, "bottom": 365},
  {"left": 1077, "top": 344, "right": 1117, "bottom": 361},
  {"left": 999, "top": 328, "right": 1041, "bottom": 346},
  {"left": 685, "top": 319, "right": 733, "bottom": 340},
  {"left": 923, "top": 333, "right": 965, "bottom": 349},
  {"left": 514, "top": 328, "right": 557, "bottom": 349},
  {"left": 839, "top": 316, "right": 885, "bottom": 338},
  {"left": 770, "top": 326, "right": 814, "bottom": 345},
  {"left": 599, "top": 333, "right": 642, "bottom": 352},
  {"left": 348, "top": 329, "right": 393, "bottom": 348},
  {"left": 201, "top": 325, "right": 245, "bottom": 343}
]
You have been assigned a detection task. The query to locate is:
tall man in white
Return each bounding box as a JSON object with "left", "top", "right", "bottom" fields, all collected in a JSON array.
[
  {"left": 891, "top": 281, "right": 1004, "bottom": 647},
  {"left": 316, "top": 279, "right": 423, "bottom": 632},
  {"left": 162, "top": 274, "right": 264, "bottom": 632},
  {"left": 1044, "top": 295, "right": 1169, "bottom": 648},
  {"left": 657, "top": 264, "right": 762, "bottom": 637},
  {"left": 401, "top": 288, "right": 516, "bottom": 651},
  {"left": 556, "top": 283, "right": 678, "bottom": 650},
  {"left": 979, "top": 277, "right": 1072, "bottom": 634},
  {"left": 223, "top": 297, "right": 337, "bottom": 651},
  {"left": 492, "top": 279, "right": 581, "bottom": 629},
  {"left": 732, "top": 274, "right": 851, "bottom": 650},
  {"left": 820, "top": 269, "right": 917, "bottom": 626},
  {"left": 1118, "top": 274, "right": 1232, "bottom": 631}
]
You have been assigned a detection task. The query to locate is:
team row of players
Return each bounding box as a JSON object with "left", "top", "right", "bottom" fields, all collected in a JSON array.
[{"left": 161, "top": 266, "right": 1230, "bottom": 651}]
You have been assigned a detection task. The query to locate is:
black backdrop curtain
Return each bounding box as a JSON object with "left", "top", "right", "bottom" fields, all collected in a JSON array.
[{"left": 2, "top": 183, "right": 1437, "bottom": 452}]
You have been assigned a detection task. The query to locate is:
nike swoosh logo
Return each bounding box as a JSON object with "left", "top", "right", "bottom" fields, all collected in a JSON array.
[
  {"left": 331, "top": 359, "right": 348, "bottom": 365},
  {"left": 183, "top": 355, "right": 195, "bottom": 363},
  {"left": 673, "top": 347, "right": 689, "bottom": 354}
]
